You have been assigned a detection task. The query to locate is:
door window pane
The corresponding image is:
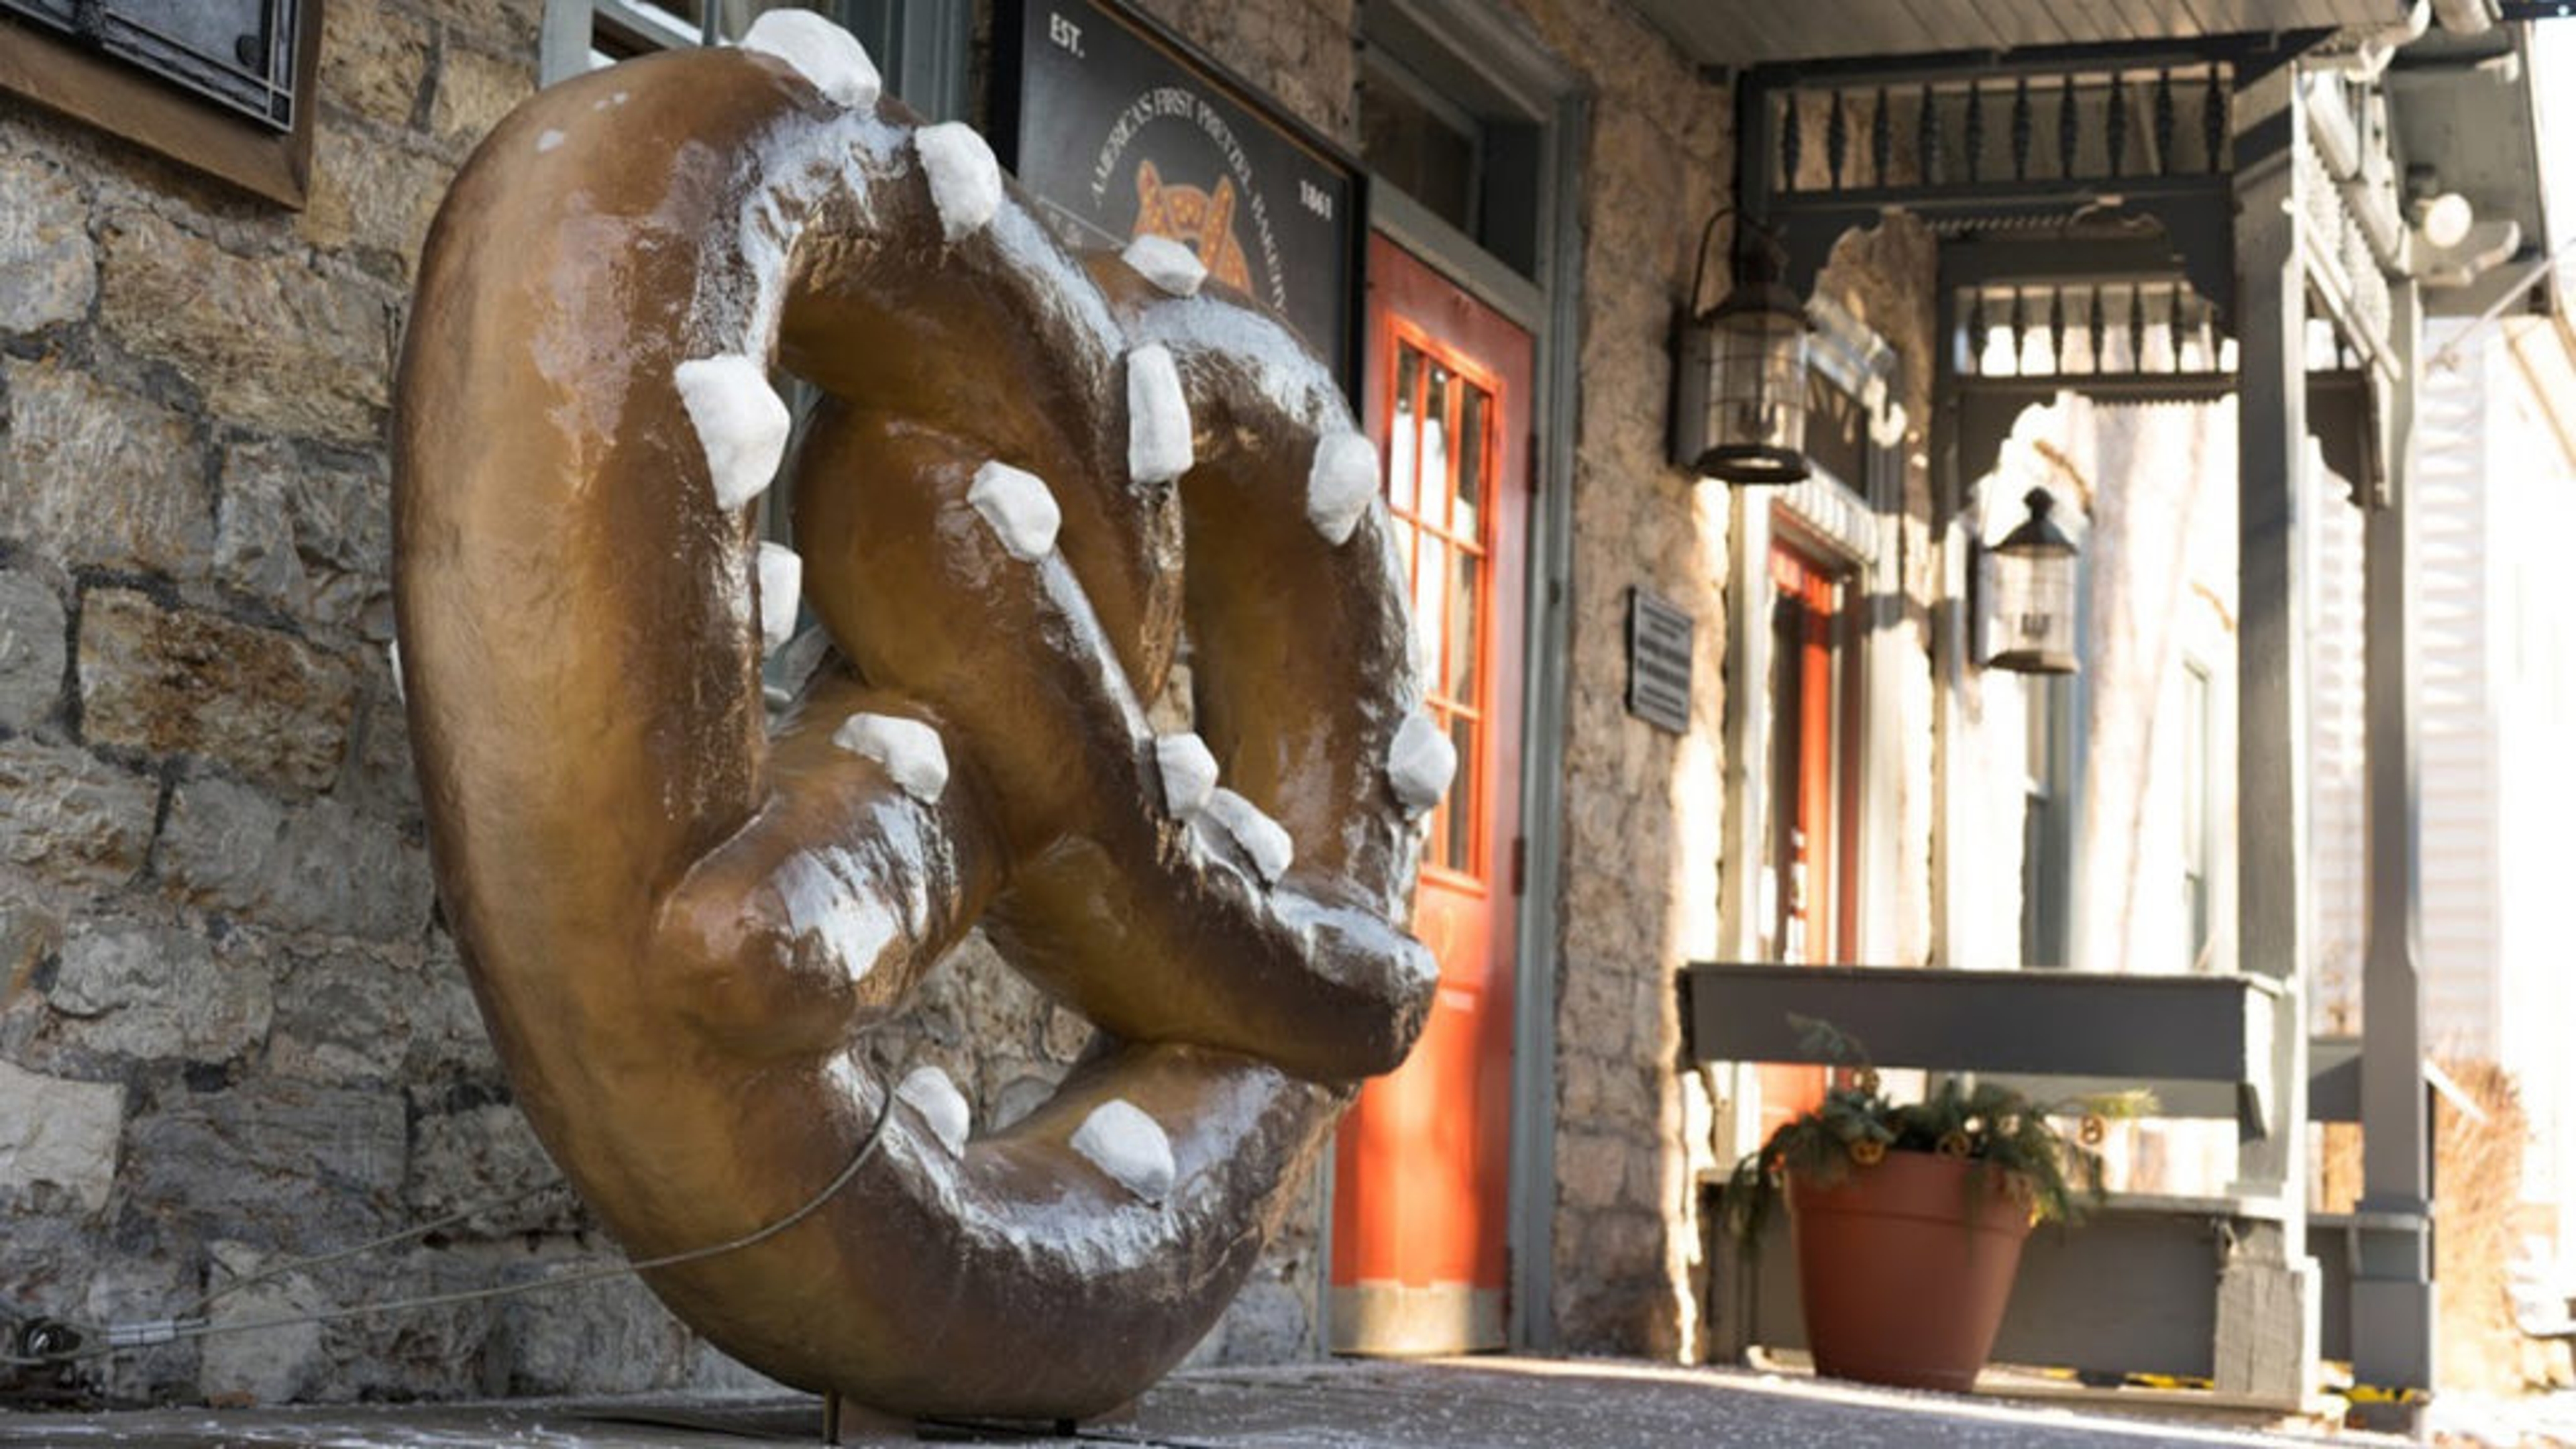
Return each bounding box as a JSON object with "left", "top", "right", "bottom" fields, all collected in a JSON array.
[
  {"left": 1412, "top": 535, "right": 1449, "bottom": 682},
  {"left": 1422, "top": 363, "right": 1452, "bottom": 529},
  {"left": 1381, "top": 327, "right": 1498, "bottom": 889},
  {"left": 1448, "top": 543, "right": 1479, "bottom": 704},
  {"left": 1390, "top": 347, "right": 1421, "bottom": 515},
  {"left": 1444, "top": 714, "right": 1477, "bottom": 873},
  {"left": 1454, "top": 382, "right": 1487, "bottom": 543}
]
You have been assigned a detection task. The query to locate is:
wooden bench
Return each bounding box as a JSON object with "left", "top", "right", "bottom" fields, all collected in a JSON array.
[{"left": 1684, "top": 961, "right": 2419, "bottom": 1400}]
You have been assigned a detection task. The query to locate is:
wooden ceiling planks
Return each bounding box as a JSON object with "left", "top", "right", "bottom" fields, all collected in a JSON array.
[{"left": 1635, "top": 0, "right": 2396, "bottom": 64}]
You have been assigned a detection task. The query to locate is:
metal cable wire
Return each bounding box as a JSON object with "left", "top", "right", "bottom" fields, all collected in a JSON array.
[
  {"left": 4, "top": 1071, "right": 902, "bottom": 1370},
  {"left": 180, "top": 1179, "right": 576, "bottom": 1320}
]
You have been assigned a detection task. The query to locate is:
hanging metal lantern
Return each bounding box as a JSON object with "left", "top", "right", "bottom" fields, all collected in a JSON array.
[
  {"left": 1672, "top": 216, "right": 1810, "bottom": 485},
  {"left": 1985, "top": 489, "right": 2080, "bottom": 674}
]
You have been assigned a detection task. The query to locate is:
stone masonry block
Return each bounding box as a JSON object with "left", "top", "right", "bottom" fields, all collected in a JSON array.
[
  {"left": 0, "top": 147, "right": 94, "bottom": 331},
  {"left": 1558, "top": 1128, "right": 1631, "bottom": 1210},
  {"left": 78, "top": 589, "right": 359, "bottom": 797},
  {"left": 123, "top": 1078, "right": 407, "bottom": 1250},
  {"left": 297, "top": 122, "right": 455, "bottom": 278},
  {"left": 0, "top": 891, "right": 63, "bottom": 999},
  {"left": 319, "top": 0, "right": 433, "bottom": 127},
  {"left": 0, "top": 569, "right": 67, "bottom": 731},
  {"left": 49, "top": 918, "right": 274, "bottom": 1063},
  {"left": 215, "top": 439, "right": 392, "bottom": 634},
  {"left": 0, "top": 356, "right": 211, "bottom": 580},
  {"left": 0, "top": 738, "right": 157, "bottom": 892},
  {"left": 502, "top": 1269, "right": 692, "bottom": 1395},
  {"left": 0, "top": 1055, "right": 124, "bottom": 1216},
  {"left": 404, "top": 1102, "right": 580, "bottom": 1236},
  {"left": 199, "top": 1241, "right": 327, "bottom": 1405},
  {"left": 433, "top": 44, "right": 536, "bottom": 153},
  {"left": 264, "top": 945, "right": 476, "bottom": 1083},
  {"left": 158, "top": 775, "right": 433, "bottom": 941},
  {"left": 99, "top": 210, "right": 390, "bottom": 442},
  {"left": 439, "top": 0, "right": 545, "bottom": 56}
]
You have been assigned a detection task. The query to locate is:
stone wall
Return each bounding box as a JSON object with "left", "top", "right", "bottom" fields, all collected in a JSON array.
[
  {"left": 1490, "top": 0, "right": 1731, "bottom": 1360},
  {"left": 0, "top": 0, "right": 1352, "bottom": 1405},
  {"left": 0, "top": 0, "right": 793, "bottom": 1406},
  {"left": 0, "top": 0, "right": 1953, "bottom": 1403}
]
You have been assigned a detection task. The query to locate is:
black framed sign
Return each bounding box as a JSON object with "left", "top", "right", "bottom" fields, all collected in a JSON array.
[
  {"left": 1627, "top": 587, "right": 1694, "bottom": 735},
  {"left": 994, "top": 0, "right": 1363, "bottom": 391},
  {"left": 2, "top": 0, "right": 303, "bottom": 130}
]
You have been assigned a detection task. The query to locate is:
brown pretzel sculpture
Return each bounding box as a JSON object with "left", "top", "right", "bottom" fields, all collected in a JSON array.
[{"left": 392, "top": 12, "right": 1447, "bottom": 1419}]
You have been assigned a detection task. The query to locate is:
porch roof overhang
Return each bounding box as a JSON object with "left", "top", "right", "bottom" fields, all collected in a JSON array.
[
  {"left": 1643, "top": 2, "right": 2560, "bottom": 321},
  {"left": 1627, "top": 1, "right": 2412, "bottom": 70},
  {"left": 2385, "top": 22, "right": 2559, "bottom": 316}
]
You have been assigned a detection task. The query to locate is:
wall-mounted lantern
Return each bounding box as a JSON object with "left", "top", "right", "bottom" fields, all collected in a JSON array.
[
  {"left": 1983, "top": 489, "right": 2080, "bottom": 675},
  {"left": 1672, "top": 211, "right": 1810, "bottom": 485}
]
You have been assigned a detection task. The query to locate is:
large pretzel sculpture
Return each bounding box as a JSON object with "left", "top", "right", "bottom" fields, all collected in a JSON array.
[{"left": 392, "top": 13, "right": 1446, "bottom": 1420}]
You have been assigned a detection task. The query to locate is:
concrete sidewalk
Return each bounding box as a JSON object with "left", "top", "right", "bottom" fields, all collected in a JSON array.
[{"left": 0, "top": 1358, "right": 2383, "bottom": 1448}]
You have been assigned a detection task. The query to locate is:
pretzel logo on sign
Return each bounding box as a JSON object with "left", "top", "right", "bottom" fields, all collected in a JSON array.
[{"left": 392, "top": 13, "right": 1448, "bottom": 1420}]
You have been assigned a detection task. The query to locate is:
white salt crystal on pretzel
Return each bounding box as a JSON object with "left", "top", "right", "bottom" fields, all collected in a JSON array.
[
  {"left": 1070, "top": 1099, "right": 1175, "bottom": 1203},
  {"left": 742, "top": 9, "right": 880, "bottom": 110},
  {"left": 1386, "top": 712, "right": 1456, "bottom": 816},
  {"left": 1154, "top": 733, "right": 1219, "bottom": 820},
  {"left": 755, "top": 542, "right": 802, "bottom": 653},
  {"left": 969, "top": 460, "right": 1061, "bottom": 560},
  {"left": 1122, "top": 234, "right": 1206, "bottom": 297},
  {"left": 1126, "top": 344, "right": 1193, "bottom": 486},
  {"left": 1203, "top": 787, "right": 1293, "bottom": 885},
  {"left": 674, "top": 354, "right": 790, "bottom": 511},
  {"left": 833, "top": 713, "right": 949, "bottom": 803},
  {"left": 917, "top": 123, "right": 1001, "bottom": 241},
  {"left": 1307, "top": 431, "right": 1379, "bottom": 546},
  {"left": 898, "top": 1065, "right": 972, "bottom": 1158}
]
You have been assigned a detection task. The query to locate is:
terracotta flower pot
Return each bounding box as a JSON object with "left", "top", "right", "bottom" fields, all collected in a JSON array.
[{"left": 1785, "top": 1149, "right": 2034, "bottom": 1392}]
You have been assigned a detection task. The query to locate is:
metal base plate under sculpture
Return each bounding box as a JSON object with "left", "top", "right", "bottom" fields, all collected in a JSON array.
[{"left": 392, "top": 11, "right": 1436, "bottom": 1423}]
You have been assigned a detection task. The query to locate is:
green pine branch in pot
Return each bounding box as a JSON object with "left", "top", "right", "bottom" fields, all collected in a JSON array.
[{"left": 1723, "top": 1016, "right": 2153, "bottom": 1393}]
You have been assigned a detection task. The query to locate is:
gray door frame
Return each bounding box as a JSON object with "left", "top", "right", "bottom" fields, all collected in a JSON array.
[{"left": 1355, "top": 0, "right": 1585, "bottom": 1353}]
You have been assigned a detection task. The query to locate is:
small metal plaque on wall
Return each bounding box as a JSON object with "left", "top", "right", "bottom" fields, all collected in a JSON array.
[{"left": 1627, "top": 587, "right": 1693, "bottom": 734}]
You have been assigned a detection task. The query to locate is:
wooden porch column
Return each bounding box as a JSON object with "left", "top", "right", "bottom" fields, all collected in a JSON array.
[
  {"left": 2223, "top": 66, "right": 2320, "bottom": 1403},
  {"left": 2351, "top": 278, "right": 2434, "bottom": 1428}
]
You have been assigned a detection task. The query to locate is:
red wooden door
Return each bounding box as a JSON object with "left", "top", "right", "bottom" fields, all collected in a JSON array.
[
  {"left": 1330, "top": 235, "right": 1530, "bottom": 1355},
  {"left": 1757, "top": 541, "right": 1847, "bottom": 1136}
]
